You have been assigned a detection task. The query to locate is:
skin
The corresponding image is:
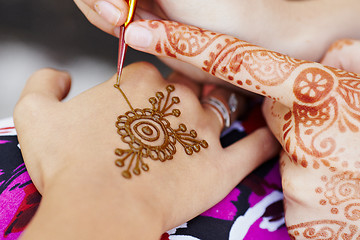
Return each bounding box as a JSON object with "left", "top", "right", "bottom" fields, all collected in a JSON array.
[
  {"left": 74, "top": 0, "right": 360, "bottom": 83},
  {"left": 15, "top": 62, "right": 279, "bottom": 239},
  {"left": 122, "top": 20, "right": 360, "bottom": 238}
]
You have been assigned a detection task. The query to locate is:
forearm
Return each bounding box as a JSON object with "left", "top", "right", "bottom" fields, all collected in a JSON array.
[{"left": 20, "top": 169, "right": 163, "bottom": 240}]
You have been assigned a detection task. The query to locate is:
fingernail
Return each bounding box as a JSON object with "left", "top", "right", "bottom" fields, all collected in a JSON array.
[
  {"left": 94, "top": 1, "right": 122, "bottom": 26},
  {"left": 125, "top": 24, "right": 153, "bottom": 49}
]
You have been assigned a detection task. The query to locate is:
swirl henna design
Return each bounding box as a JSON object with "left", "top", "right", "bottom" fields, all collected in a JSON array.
[
  {"left": 144, "top": 20, "right": 360, "bottom": 171},
  {"left": 287, "top": 170, "right": 360, "bottom": 239},
  {"left": 147, "top": 20, "right": 305, "bottom": 88},
  {"left": 288, "top": 220, "right": 359, "bottom": 240},
  {"left": 282, "top": 67, "right": 360, "bottom": 170},
  {"left": 315, "top": 171, "right": 360, "bottom": 221},
  {"left": 113, "top": 84, "right": 208, "bottom": 179},
  {"left": 147, "top": 21, "right": 223, "bottom": 58}
]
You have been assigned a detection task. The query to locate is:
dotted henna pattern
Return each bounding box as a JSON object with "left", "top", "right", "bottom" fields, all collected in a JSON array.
[
  {"left": 281, "top": 66, "right": 360, "bottom": 170},
  {"left": 113, "top": 84, "right": 208, "bottom": 179},
  {"left": 288, "top": 220, "right": 359, "bottom": 240},
  {"left": 315, "top": 171, "right": 360, "bottom": 221},
  {"left": 143, "top": 20, "right": 360, "bottom": 171}
]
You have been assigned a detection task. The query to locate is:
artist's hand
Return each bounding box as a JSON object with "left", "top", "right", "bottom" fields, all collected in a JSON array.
[
  {"left": 74, "top": 0, "right": 360, "bottom": 86},
  {"left": 74, "top": 0, "right": 360, "bottom": 62},
  {"left": 123, "top": 20, "right": 360, "bottom": 237},
  {"left": 14, "top": 62, "right": 278, "bottom": 239}
]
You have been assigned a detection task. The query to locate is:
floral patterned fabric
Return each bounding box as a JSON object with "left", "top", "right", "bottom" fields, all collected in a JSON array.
[{"left": 0, "top": 107, "right": 289, "bottom": 239}]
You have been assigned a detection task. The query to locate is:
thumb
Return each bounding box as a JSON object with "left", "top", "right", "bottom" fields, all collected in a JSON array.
[{"left": 19, "top": 68, "right": 71, "bottom": 103}]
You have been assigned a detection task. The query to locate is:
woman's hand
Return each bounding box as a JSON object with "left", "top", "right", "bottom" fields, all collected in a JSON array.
[
  {"left": 122, "top": 20, "right": 360, "bottom": 237},
  {"left": 14, "top": 62, "right": 278, "bottom": 239},
  {"left": 262, "top": 39, "right": 360, "bottom": 238},
  {"left": 74, "top": 0, "right": 360, "bottom": 62},
  {"left": 74, "top": 0, "right": 360, "bottom": 85}
]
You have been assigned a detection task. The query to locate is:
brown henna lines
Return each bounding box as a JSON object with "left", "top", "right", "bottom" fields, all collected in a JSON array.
[
  {"left": 147, "top": 20, "right": 224, "bottom": 58},
  {"left": 288, "top": 220, "right": 359, "bottom": 240},
  {"left": 281, "top": 66, "right": 360, "bottom": 170},
  {"left": 144, "top": 21, "right": 360, "bottom": 171},
  {"left": 288, "top": 172, "right": 360, "bottom": 239},
  {"left": 206, "top": 46, "right": 305, "bottom": 87},
  {"left": 114, "top": 84, "right": 208, "bottom": 179},
  {"left": 315, "top": 171, "right": 360, "bottom": 221},
  {"left": 145, "top": 21, "right": 305, "bottom": 88}
]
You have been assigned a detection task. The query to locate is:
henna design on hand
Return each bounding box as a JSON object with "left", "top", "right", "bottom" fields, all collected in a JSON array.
[
  {"left": 144, "top": 20, "right": 360, "bottom": 171},
  {"left": 288, "top": 220, "right": 359, "bottom": 240},
  {"left": 316, "top": 171, "right": 360, "bottom": 221},
  {"left": 282, "top": 68, "right": 360, "bottom": 170},
  {"left": 147, "top": 21, "right": 223, "bottom": 58},
  {"left": 138, "top": 20, "right": 360, "bottom": 233},
  {"left": 114, "top": 84, "right": 208, "bottom": 179}
]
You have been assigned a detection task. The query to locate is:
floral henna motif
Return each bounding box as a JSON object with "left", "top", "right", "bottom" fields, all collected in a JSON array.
[
  {"left": 114, "top": 85, "right": 208, "bottom": 179},
  {"left": 282, "top": 66, "right": 360, "bottom": 170},
  {"left": 145, "top": 21, "right": 360, "bottom": 170},
  {"left": 288, "top": 220, "right": 359, "bottom": 240}
]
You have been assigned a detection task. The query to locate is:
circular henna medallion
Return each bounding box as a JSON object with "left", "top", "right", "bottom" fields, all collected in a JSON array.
[{"left": 294, "top": 68, "right": 334, "bottom": 103}]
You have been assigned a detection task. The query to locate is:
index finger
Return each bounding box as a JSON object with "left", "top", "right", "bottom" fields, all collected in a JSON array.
[{"left": 125, "top": 20, "right": 358, "bottom": 108}]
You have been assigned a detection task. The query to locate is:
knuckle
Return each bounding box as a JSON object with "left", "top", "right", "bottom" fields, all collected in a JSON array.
[
  {"left": 123, "top": 62, "right": 163, "bottom": 85},
  {"left": 30, "top": 68, "right": 57, "bottom": 79},
  {"left": 15, "top": 93, "right": 44, "bottom": 117},
  {"left": 329, "top": 39, "right": 355, "bottom": 52}
]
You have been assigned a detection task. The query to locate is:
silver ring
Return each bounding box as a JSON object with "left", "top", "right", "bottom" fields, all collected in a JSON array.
[{"left": 202, "top": 93, "right": 239, "bottom": 129}]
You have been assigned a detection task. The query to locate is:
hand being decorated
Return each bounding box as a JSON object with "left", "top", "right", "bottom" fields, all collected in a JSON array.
[
  {"left": 15, "top": 63, "right": 278, "bottom": 239},
  {"left": 123, "top": 20, "right": 360, "bottom": 238}
]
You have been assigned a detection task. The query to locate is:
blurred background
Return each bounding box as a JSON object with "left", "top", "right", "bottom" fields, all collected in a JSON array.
[{"left": 0, "top": 0, "right": 170, "bottom": 119}]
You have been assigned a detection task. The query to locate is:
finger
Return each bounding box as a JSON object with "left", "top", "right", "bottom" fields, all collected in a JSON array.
[
  {"left": 125, "top": 20, "right": 343, "bottom": 108},
  {"left": 221, "top": 127, "right": 280, "bottom": 189},
  {"left": 19, "top": 68, "right": 71, "bottom": 103},
  {"left": 321, "top": 39, "right": 360, "bottom": 73},
  {"left": 202, "top": 87, "right": 246, "bottom": 134},
  {"left": 167, "top": 72, "right": 202, "bottom": 98},
  {"left": 74, "top": 0, "right": 129, "bottom": 31}
]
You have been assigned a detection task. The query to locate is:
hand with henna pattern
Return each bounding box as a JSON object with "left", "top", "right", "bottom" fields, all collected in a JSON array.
[
  {"left": 15, "top": 63, "right": 278, "bottom": 239},
  {"left": 74, "top": 0, "right": 360, "bottom": 84},
  {"left": 123, "top": 20, "right": 360, "bottom": 238}
]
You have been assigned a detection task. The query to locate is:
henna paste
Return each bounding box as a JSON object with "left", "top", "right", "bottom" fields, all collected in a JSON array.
[{"left": 113, "top": 84, "right": 208, "bottom": 179}]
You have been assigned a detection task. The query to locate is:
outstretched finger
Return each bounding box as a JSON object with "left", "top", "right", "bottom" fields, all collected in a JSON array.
[
  {"left": 221, "top": 127, "right": 280, "bottom": 191},
  {"left": 125, "top": 20, "right": 348, "bottom": 108}
]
